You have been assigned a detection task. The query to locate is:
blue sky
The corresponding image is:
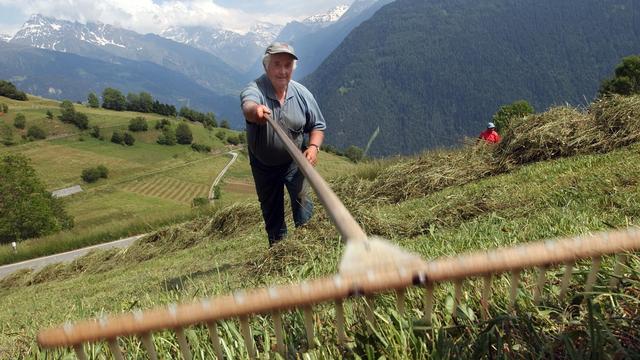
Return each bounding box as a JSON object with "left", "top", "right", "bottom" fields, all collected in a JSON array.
[{"left": 0, "top": 0, "right": 354, "bottom": 35}]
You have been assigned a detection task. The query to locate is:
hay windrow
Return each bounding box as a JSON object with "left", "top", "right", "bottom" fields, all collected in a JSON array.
[{"left": 591, "top": 94, "right": 640, "bottom": 149}]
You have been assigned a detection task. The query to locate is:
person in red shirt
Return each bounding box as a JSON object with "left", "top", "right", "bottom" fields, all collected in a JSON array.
[{"left": 479, "top": 122, "right": 501, "bottom": 143}]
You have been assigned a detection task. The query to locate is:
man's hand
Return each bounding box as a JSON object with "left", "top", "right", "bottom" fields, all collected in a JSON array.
[
  {"left": 304, "top": 145, "right": 319, "bottom": 166},
  {"left": 253, "top": 104, "right": 271, "bottom": 124},
  {"left": 242, "top": 101, "right": 271, "bottom": 124}
]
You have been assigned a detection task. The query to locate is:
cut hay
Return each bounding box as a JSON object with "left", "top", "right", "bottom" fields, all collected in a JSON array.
[{"left": 591, "top": 94, "right": 640, "bottom": 149}]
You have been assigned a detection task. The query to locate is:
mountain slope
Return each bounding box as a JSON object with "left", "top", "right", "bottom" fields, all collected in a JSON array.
[
  {"left": 0, "top": 42, "right": 241, "bottom": 125},
  {"left": 304, "top": 0, "right": 640, "bottom": 156}
]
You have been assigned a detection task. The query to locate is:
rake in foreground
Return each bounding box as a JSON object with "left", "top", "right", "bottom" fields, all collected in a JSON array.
[{"left": 37, "top": 115, "right": 640, "bottom": 359}]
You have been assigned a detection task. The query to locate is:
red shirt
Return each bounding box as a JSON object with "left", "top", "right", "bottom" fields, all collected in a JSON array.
[{"left": 479, "top": 129, "right": 501, "bottom": 143}]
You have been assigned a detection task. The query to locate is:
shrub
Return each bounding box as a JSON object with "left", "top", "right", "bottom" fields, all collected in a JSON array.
[
  {"left": 191, "top": 197, "right": 209, "bottom": 207},
  {"left": 213, "top": 185, "right": 221, "bottom": 199},
  {"left": 46, "top": 110, "right": 53, "bottom": 119},
  {"left": 492, "top": 100, "right": 534, "bottom": 132},
  {"left": 175, "top": 122, "right": 193, "bottom": 144},
  {"left": 345, "top": 145, "right": 364, "bottom": 163},
  {"left": 155, "top": 118, "right": 171, "bottom": 130},
  {"left": 157, "top": 127, "right": 176, "bottom": 145},
  {"left": 89, "top": 125, "right": 100, "bottom": 138},
  {"left": 129, "top": 117, "right": 148, "bottom": 132},
  {"left": 220, "top": 120, "right": 230, "bottom": 129},
  {"left": 111, "top": 130, "right": 124, "bottom": 145},
  {"left": 123, "top": 132, "right": 135, "bottom": 146},
  {"left": 226, "top": 134, "right": 240, "bottom": 145},
  {"left": 191, "top": 143, "right": 211, "bottom": 153},
  {"left": 13, "top": 113, "right": 26, "bottom": 129},
  {"left": 81, "top": 165, "right": 108, "bottom": 183},
  {"left": 27, "top": 125, "right": 46, "bottom": 140},
  {"left": 1, "top": 103, "right": 8, "bottom": 113},
  {"left": 87, "top": 92, "right": 99, "bottom": 108},
  {"left": 215, "top": 131, "right": 225, "bottom": 140},
  {"left": 74, "top": 112, "right": 89, "bottom": 130},
  {"left": 1, "top": 124, "right": 14, "bottom": 145},
  {"left": 0, "top": 80, "right": 27, "bottom": 101}
]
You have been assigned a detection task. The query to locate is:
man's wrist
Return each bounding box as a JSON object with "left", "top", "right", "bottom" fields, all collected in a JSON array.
[{"left": 308, "top": 144, "right": 320, "bottom": 151}]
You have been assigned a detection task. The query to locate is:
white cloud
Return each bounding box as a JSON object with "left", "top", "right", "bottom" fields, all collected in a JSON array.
[{"left": 0, "top": 0, "right": 354, "bottom": 34}]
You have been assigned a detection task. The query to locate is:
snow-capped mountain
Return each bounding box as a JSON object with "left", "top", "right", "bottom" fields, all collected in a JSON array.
[
  {"left": 0, "top": 34, "right": 11, "bottom": 42},
  {"left": 11, "top": 14, "right": 129, "bottom": 52},
  {"left": 160, "top": 22, "right": 281, "bottom": 73},
  {"left": 302, "top": 5, "right": 349, "bottom": 26},
  {"left": 9, "top": 14, "right": 243, "bottom": 96}
]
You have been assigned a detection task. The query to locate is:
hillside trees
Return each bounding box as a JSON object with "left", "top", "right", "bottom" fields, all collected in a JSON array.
[
  {"left": 179, "top": 107, "right": 217, "bottom": 128},
  {"left": 129, "top": 117, "right": 148, "bottom": 132},
  {"left": 102, "top": 88, "right": 127, "bottom": 111},
  {"left": 157, "top": 127, "right": 177, "bottom": 145},
  {"left": 59, "top": 100, "right": 89, "bottom": 129},
  {"left": 175, "top": 122, "right": 193, "bottom": 144},
  {"left": 27, "top": 125, "right": 46, "bottom": 140},
  {"left": 81, "top": 165, "right": 108, "bottom": 183},
  {"left": 87, "top": 92, "right": 99, "bottom": 108},
  {"left": 0, "top": 80, "right": 27, "bottom": 100},
  {"left": 0, "top": 154, "right": 73, "bottom": 243},
  {"left": 492, "top": 100, "right": 535, "bottom": 131},
  {"left": 600, "top": 55, "right": 640, "bottom": 96}
]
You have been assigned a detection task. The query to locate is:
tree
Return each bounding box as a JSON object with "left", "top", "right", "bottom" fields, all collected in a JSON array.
[
  {"left": 129, "top": 117, "right": 148, "bottom": 132},
  {"left": 1, "top": 103, "right": 8, "bottom": 113},
  {"left": 0, "top": 80, "right": 27, "bottom": 101},
  {"left": 226, "top": 134, "right": 240, "bottom": 145},
  {"left": 123, "top": 131, "right": 136, "bottom": 146},
  {"left": 87, "top": 92, "right": 100, "bottom": 108},
  {"left": 102, "top": 88, "right": 126, "bottom": 111},
  {"left": 155, "top": 118, "right": 171, "bottom": 130},
  {"left": 27, "top": 125, "right": 46, "bottom": 140},
  {"left": 600, "top": 55, "right": 640, "bottom": 96},
  {"left": 175, "top": 122, "right": 193, "bottom": 144},
  {"left": 46, "top": 110, "right": 53, "bottom": 119},
  {"left": 13, "top": 113, "right": 26, "bottom": 129},
  {"left": 345, "top": 145, "right": 364, "bottom": 163},
  {"left": 0, "top": 154, "right": 73, "bottom": 243},
  {"left": 74, "top": 112, "right": 89, "bottom": 130},
  {"left": 220, "top": 120, "right": 230, "bottom": 129},
  {"left": 157, "top": 127, "right": 176, "bottom": 145},
  {"left": 139, "top": 92, "right": 153, "bottom": 113},
  {"left": 491, "top": 100, "right": 534, "bottom": 131},
  {"left": 59, "top": 100, "right": 76, "bottom": 123}
]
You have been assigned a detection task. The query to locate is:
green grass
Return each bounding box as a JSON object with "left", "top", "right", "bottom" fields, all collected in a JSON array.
[
  {"left": 1, "top": 141, "right": 639, "bottom": 358},
  {"left": 0, "top": 96, "right": 267, "bottom": 264}
]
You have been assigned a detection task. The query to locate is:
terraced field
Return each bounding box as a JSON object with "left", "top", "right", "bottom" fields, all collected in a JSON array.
[{"left": 122, "top": 176, "right": 209, "bottom": 204}]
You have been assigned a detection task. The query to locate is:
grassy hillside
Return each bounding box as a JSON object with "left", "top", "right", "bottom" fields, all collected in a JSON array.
[
  {"left": 0, "top": 95, "right": 247, "bottom": 264},
  {"left": 0, "top": 96, "right": 639, "bottom": 358}
]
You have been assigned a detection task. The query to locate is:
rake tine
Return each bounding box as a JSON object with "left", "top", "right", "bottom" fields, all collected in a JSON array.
[
  {"left": 559, "top": 261, "right": 574, "bottom": 299},
  {"left": 510, "top": 270, "right": 521, "bottom": 310},
  {"left": 303, "top": 306, "right": 316, "bottom": 350},
  {"left": 206, "top": 322, "right": 224, "bottom": 360},
  {"left": 609, "top": 254, "right": 628, "bottom": 288},
  {"left": 175, "top": 328, "right": 192, "bottom": 360},
  {"left": 335, "top": 300, "right": 347, "bottom": 345},
  {"left": 107, "top": 338, "right": 124, "bottom": 360},
  {"left": 140, "top": 333, "right": 158, "bottom": 360},
  {"left": 272, "top": 311, "right": 286, "bottom": 356},
  {"left": 452, "top": 280, "right": 462, "bottom": 321},
  {"left": 534, "top": 266, "right": 548, "bottom": 305},
  {"left": 365, "top": 295, "right": 376, "bottom": 329},
  {"left": 73, "top": 344, "right": 87, "bottom": 360},
  {"left": 481, "top": 275, "right": 492, "bottom": 321},
  {"left": 584, "top": 256, "right": 602, "bottom": 296},
  {"left": 423, "top": 283, "right": 434, "bottom": 325},
  {"left": 396, "top": 289, "right": 407, "bottom": 315},
  {"left": 239, "top": 316, "right": 256, "bottom": 359}
]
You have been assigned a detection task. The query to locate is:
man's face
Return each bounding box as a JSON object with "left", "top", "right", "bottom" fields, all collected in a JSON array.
[{"left": 266, "top": 53, "right": 295, "bottom": 91}]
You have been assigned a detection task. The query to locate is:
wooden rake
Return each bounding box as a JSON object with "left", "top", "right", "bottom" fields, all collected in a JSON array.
[{"left": 37, "top": 115, "right": 640, "bottom": 359}]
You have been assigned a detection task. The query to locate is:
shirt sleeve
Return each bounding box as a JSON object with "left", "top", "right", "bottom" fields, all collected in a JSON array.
[
  {"left": 240, "top": 82, "right": 263, "bottom": 107},
  {"left": 304, "top": 92, "right": 327, "bottom": 132}
]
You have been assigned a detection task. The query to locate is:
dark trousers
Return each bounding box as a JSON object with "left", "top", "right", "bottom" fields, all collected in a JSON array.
[{"left": 249, "top": 152, "right": 313, "bottom": 246}]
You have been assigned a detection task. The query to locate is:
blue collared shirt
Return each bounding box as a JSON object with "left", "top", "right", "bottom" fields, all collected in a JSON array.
[{"left": 241, "top": 74, "right": 326, "bottom": 166}]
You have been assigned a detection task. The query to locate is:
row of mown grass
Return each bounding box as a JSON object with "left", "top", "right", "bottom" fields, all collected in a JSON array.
[{"left": 1, "top": 96, "right": 640, "bottom": 358}]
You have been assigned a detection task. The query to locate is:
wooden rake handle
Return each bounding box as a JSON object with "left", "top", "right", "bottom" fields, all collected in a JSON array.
[
  {"left": 37, "top": 227, "right": 640, "bottom": 348},
  {"left": 264, "top": 114, "right": 367, "bottom": 243}
]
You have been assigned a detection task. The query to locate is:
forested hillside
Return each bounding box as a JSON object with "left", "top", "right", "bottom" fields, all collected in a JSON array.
[{"left": 304, "top": 0, "right": 640, "bottom": 156}]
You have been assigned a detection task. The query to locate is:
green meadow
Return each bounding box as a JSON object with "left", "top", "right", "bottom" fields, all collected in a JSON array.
[{"left": 1, "top": 95, "right": 639, "bottom": 358}]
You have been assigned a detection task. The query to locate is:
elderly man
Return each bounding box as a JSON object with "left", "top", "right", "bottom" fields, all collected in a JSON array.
[
  {"left": 240, "top": 42, "right": 326, "bottom": 247},
  {"left": 479, "top": 122, "right": 501, "bottom": 143}
]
